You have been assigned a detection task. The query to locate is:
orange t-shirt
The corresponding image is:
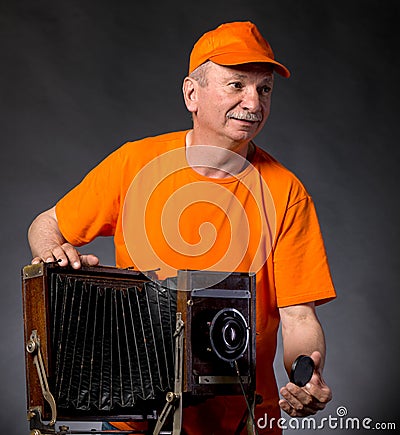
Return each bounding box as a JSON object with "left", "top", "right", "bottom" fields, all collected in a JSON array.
[{"left": 56, "top": 130, "right": 336, "bottom": 434}]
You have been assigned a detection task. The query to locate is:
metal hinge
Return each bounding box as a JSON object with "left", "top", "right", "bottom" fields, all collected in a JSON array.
[{"left": 26, "top": 330, "right": 57, "bottom": 427}]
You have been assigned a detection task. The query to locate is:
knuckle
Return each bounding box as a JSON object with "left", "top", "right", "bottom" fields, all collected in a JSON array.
[
  {"left": 281, "top": 389, "right": 290, "bottom": 399},
  {"left": 320, "top": 391, "right": 331, "bottom": 404},
  {"left": 51, "top": 245, "right": 64, "bottom": 255},
  {"left": 303, "top": 396, "right": 313, "bottom": 406},
  {"left": 60, "top": 242, "right": 73, "bottom": 252},
  {"left": 320, "top": 396, "right": 329, "bottom": 404}
]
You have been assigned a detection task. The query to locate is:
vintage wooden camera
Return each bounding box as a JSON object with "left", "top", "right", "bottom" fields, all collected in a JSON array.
[{"left": 22, "top": 264, "right": 256, "bottom": 434}]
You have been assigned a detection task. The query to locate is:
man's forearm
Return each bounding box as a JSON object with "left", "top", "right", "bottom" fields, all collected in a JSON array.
[
  {"left": 280, "top": 303, "right": 326, "bottom": 375},
  {"left": 28, "top": 206, "right": 67, "bottom": 260},
  {"left": 279, "top": 303, "right": 332, "bottom": 417}
]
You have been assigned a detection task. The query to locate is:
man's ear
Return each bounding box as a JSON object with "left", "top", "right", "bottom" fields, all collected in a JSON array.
[{"left": 182, "top": 77, "right": 198, "bottom": 113}]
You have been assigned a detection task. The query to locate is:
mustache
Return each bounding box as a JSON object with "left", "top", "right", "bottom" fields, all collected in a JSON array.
[{"left": 226, "top": 111, "right": 263, "bottom": 122}]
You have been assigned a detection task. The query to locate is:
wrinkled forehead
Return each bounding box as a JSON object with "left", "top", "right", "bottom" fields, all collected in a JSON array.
[{"left": 209, "top": 61, "right": 274, "bottom": 82}]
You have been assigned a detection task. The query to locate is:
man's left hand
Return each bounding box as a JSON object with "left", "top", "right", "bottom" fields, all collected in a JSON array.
[{"left": 279, "top": 351, "right": 332, "bottom": 417}]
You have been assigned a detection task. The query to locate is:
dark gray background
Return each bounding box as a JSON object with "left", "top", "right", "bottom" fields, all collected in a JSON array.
[{"left": 1, "top": 0, "right": 399, "bottom": 433}]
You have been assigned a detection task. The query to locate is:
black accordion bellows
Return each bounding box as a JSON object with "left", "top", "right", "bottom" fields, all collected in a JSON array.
[{"left": 48, "top": 273, "right": 177, "bottom": 412}]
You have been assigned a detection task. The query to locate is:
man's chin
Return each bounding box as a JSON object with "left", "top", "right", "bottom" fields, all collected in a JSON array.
[
  {"left": 226, "top": 131, "right": 258, "bottom": 147},
  {"left": 228, "top": 123, "right": 260, "bottom": 140}
]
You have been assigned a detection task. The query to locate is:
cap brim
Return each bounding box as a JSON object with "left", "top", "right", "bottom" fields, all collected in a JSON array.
[{"left": 209, "top": 53, "right": 291, "bottom": 78}]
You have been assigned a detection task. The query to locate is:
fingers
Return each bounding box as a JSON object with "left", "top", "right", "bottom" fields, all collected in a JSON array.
[
  {"left": 279, "top": 383, "right": 318, "bottom": 417},
  {"left": 31, "top": 249, "right": 58, "bottom": 264},
  {"left": 279, "top": 398, "right": 318, "bottom": 418},
  {"left": 80, "top": 254, "right": 100, "bottom": 267},
  {"left": 279, "top": 380, "right": 331, "bottom": 417},
  {"left": 31, "top": 244, "right": 100, "bottom": 269},
  {"left": 305, "top": 376, "right": 332, "bottom": 403},
  {"left": 55, "top": 243, "right": 81, "bottom": 267}
]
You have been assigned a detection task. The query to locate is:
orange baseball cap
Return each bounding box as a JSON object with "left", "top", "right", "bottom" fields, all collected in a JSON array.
[{"left": 189, "top": 21, "right": 290, "bottom": 78}]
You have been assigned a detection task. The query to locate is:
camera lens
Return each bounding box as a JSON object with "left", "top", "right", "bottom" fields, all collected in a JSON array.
[
  {"left": 209, "top": 308, "right": 249, "bottom": 362},
  {"left": 223, "top": 319, "right": 245, "bottom": 350}
]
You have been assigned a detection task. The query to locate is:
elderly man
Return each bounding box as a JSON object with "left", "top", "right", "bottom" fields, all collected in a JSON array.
[{"left": 28, "top": 21, "right": 336, "bottom": 434}]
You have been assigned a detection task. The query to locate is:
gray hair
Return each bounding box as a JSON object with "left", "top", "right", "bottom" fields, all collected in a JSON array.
[{"left": 189, "top": 61, "right": 211, "bottom": 87}]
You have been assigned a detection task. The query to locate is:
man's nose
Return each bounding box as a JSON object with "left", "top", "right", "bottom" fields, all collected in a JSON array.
[{"left": 240, "top": 87, "right": 262, "bottom": 112}]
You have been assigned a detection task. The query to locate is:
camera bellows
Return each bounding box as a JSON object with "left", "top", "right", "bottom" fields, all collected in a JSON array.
[{"left": 49, "top": 273, "right": 176, "bottom": 411}]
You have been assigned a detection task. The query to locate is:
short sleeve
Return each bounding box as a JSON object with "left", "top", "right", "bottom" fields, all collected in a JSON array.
[
  {"left": 55, "top": 148, "right": 123, "bottom": 246},
  {"left": 273, "top": 195, "right": 336, "bottom": 307}
]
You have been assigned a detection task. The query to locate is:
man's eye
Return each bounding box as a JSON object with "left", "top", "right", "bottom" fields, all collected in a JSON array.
[
  {"left": 229, "top": 82, "right": 243, "bottom": 89},
  {"left": 260, "top": 86, "right": 272, "bottom": 94}
]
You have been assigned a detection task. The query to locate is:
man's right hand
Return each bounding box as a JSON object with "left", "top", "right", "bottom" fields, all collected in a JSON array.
[
  {"left": 28, "top": 206, "right": 99, "bottom": 269},
  {"left": 31, "top": 242, "right": 99, "bottom": 269}
]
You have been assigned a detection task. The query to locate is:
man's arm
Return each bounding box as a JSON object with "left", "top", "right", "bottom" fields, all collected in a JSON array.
[
  {"left": 278, "top": 302, "right": 332, "bottom": 417},
  {"left": 28, "top": 206, "right": 99, "bottom": 268}
]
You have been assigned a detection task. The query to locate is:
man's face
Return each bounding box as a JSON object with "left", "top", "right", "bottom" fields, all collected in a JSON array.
[{"left": 192, "top": 62, "right": 274, "bottom": 146}]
